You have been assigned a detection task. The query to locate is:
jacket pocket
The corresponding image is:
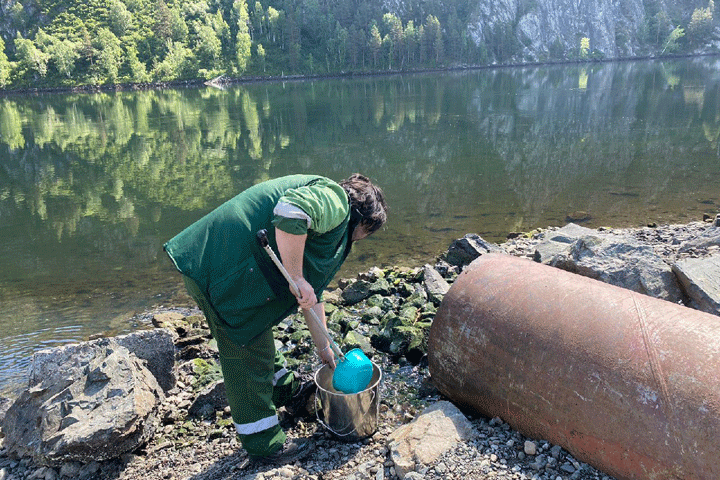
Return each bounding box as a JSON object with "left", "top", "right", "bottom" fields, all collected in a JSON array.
[{"left": 207, "top": 255, "right": 276, "bottom": 327}]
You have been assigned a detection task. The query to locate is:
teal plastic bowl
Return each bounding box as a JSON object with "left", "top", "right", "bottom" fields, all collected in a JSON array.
[{"left": 332, "top": 348, "right": 374, "bottom": 394}]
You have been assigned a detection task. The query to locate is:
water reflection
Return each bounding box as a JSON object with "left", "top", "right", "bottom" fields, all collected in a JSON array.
[{"left": 1, "top": 57, "right": 719, "bottom": 394}]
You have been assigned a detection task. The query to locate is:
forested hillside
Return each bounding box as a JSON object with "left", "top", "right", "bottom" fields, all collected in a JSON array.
[{"left": 0, "top": 0, "right": 717, "bottom": 90}]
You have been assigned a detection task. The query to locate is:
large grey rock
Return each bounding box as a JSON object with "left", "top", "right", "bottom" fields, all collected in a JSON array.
[
  {"left": 678, "top": 226, "right": 720, "bottom": 253},
  {"left": 387, "top": 401, "right": 475, "bottom": 479},
  {"left": 422, "top": 264, "right": 450, "bottom": 305},
  {"left": 673, "top": 254, "right": 720, "bottom": 316},
  {"left": 445, "top": 234, "right": 501, "bottom": 268},
  {"left": 114, "top": 329, "right": 177, "bottom": 392},
  {"left": 534, "top": 224, "right": 684, "bottom": 303},
  {"left": 2, "top": 339, "right": 164, "bottom": 466},
  {"left": 341, "top": 278, "right": 392, "bottom": 305},
  {"left": 533, "top": 223, "right": 598, "bottom": 262},
  {"left": 29, "top": 329, "right": 176, "bottom": 393}
]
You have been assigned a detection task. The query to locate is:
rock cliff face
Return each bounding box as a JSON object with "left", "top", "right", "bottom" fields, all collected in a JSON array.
[
  {"left": 466, "top": 0, "right": 716, "bottom": 61},
  {"left": 384, "top": 0, "right": 718, "bottom": 63}
]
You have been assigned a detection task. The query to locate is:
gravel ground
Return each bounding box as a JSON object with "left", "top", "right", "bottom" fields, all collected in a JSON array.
[{"left": 1, "top": 220, "right": 717, "bottom": 480}]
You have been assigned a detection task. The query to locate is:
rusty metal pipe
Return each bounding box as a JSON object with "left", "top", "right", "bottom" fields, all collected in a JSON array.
[{"left": 428, "top": 253, "right": 720, "bottom": 480}]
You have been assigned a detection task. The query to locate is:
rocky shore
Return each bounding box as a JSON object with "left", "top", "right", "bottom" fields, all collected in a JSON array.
[{"left": 1, "top": 217, "right": 719, "bottom": 480}]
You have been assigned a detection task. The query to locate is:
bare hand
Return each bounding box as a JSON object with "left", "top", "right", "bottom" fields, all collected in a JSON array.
[
  {"left": 293, "top": 277, "right": 317, "bottom": 310},
  {"left": 318, "top": 344, "right": 336, "bottom": 370}
]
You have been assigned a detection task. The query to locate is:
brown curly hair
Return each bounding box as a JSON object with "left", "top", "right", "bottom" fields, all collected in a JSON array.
[{"left": 340, "top": 173, "right": 388, "bottom": 234}]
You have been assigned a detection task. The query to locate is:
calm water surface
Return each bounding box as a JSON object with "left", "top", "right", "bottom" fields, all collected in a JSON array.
[{"left": 1, "top": 57, "right": 719, "bottom": 394}]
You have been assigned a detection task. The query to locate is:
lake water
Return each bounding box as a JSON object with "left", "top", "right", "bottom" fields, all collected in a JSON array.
[{"left": 1, "top": 57, "right": 719, "bottom": 395}]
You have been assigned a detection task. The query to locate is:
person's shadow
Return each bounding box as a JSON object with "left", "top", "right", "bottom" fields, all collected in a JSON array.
[{"left": 187, "top": 434, "right": 365, "bottom": 480}]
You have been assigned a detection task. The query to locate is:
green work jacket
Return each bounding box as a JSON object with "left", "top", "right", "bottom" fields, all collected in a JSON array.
[{"left": 164, "top": 175, "right": 352, "bottom": 346}]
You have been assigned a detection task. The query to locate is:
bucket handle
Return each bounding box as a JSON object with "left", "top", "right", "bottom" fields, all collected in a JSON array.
[{"left": 314, "top": 390, "right": 376, "bottom": 437}]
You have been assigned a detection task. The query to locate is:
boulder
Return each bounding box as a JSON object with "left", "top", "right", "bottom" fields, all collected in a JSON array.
[
  {"left": 444, "top": 234, "right": 501, "bottom": 268},
  {"left": 534, "top": 224, "right": 684, "bottom": 303},
  {"left": 188, "top": 381, "right": 228, "bottom": 420},
  {"left": 114, "top": 329, "right": 177, "bottom": 392},
  {"left": 342, "top": 330, "right": 374, "bottom": 358},
  {"left": 2, "top": 339, "right": 164, "bottom": 466},
  {"left": 422, "top": 264, "right": 450, "bottom": 305},
  {"left": 672, "top": 254, "right": 720, "bottom": 316},
  {"left": 678, "top": 226, "right": 720, "bottom": 253},
  {"left": 28, "top": 329, "right": 176, "bottom": 393},
  {"left": 341, "top": 278, "right": 392, "bottom": 305},
  {"left": 387, "top": 401, "right": 475, "bottom": 479},
  {"left": 533, "top": 223, "right": 597, "bottom": 262}
]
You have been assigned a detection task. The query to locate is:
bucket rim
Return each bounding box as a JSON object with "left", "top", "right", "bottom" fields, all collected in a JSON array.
[{"left": 314, "top": 361, "right": 382, "bottom": 396}]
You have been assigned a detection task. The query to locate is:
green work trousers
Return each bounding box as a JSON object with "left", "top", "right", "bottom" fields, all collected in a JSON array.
[{"left": 183, "top": 276, "right": 298, "bottom": 457}]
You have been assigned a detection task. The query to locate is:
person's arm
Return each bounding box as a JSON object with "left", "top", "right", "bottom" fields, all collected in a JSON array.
[
  {"left": 275, "top": 228, "right": 317, "bottom": 310},
  {"left": 304, "top": 303, "right": 336, "bottom": 369}
]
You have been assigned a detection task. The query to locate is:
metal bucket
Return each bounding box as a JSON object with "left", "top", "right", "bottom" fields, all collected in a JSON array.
[{"left": 314, "top": 362, "right": 382, "bottom": 442}]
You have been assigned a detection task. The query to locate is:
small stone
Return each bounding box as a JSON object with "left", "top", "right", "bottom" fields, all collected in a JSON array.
[
  {"left": 278, "top": 466, "right": 294, "bottom": 477},
  {"left": 524, "top": 440, "right": 537, "bottom": 455}
]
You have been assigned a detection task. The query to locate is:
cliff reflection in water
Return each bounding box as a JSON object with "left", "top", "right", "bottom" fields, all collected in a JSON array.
[{"left": 0, "top": 57, "right": 719, "bottom": 394}]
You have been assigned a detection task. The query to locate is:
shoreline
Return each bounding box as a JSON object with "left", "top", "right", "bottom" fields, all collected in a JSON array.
[
  {"left": 0, "top": 53, "right": 715, "bottom": 98},
  {"left": 1, "top": 218, "right": 718, "bottom": 480}
]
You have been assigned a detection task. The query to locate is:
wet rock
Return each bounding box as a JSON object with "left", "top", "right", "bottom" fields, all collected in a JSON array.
[
  {"left": 2, "top": 340, "right": 163, "bottom": 466},
  {"left": 444, "top": 234, "right": 501, "bottom": 268},
  {"left": 566, "top": 211, "right": 591, "bottom": 222},
  {"left": 672, "top": 254, "right": 720, "bottom": 315}
]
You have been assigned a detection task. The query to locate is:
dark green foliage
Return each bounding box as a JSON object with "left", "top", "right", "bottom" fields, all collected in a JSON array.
[{"left": 0, "top": 0, "right": 706, "bottom": 89}]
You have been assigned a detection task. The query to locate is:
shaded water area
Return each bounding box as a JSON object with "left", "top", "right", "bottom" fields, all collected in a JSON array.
[{"left": 1, "top": 57, "right": 719, "bottom": 395}]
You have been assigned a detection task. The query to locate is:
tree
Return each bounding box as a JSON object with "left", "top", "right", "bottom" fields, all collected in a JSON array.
[
  {"left": 15, "top": 34, "right": 50, "bottom": 78},
  {"left": 234, "top": 0, "right": 252, "bottom": 73},
  {"left": 423, "top": 15, "right": 443, "bottom": 65},
  {"left": 688, "top": 0, "right": 714, "bottom": 42},
  {"left": 369, "top": 23, "right": 382, "bottom": 69},
  {"left": 0, "top": 37, "right": 11, "bottom": 88},
  {"left": 251, "top": 1, "right": 264, "bottom": 39},
  {"left": 256, "top": 43, "right": 266, "bottom": 72},
  {"left": 49, "top": 38, "right": 79, "bottom": 78},
  {"left": 109, "top": 0, "right": 134, "bottom": 37},
  {"left": 154, "top": 40, "right": 192, "bottom": 79},
  {"left": 196, "top": 20, "right": 223, "bottom": 70},
  {"left": 170, "top": 7, "right": 189, "bottom": 43},
  {"left": 154, "top": 0, "right": 173, "bottom": 43},
  {"left": 404, "top": 20, "right": 418, "bottom": 66},
  {"left": 94, "top": 28, "right": 124, "bottom": 83},
  {"left": 383, "top": 13, "right": 403, "bottom": 69},
  {"left": 580, "top": 37, "right": 590, "bottom": 58},
  {"left": 126, "top": 44, "right": 150, "bottom": 82},
  {"left": 266, "top": 6, "right": 280, "bottom": 43},
  {"left": 661, "top": 26, "right": 685, "bottom": 54}
]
